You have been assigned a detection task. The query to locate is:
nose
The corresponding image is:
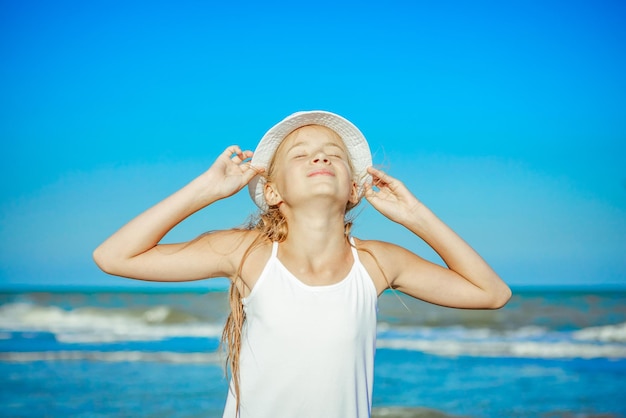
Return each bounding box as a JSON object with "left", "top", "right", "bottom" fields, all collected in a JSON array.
[{"left": 312, "top": 152, "right": 330, "bottom": 164}]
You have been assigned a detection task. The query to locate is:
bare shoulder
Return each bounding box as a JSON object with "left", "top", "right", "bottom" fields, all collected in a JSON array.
[
  {"left": 198, "top": 229, "right": 273, "bottom": 293},
  {"left": 353, "top": 237, "right": 413, "bottom": 262},
  {"left": 196, "top": 229, "right": 270, "bottom": 270},
  {"left": 353, "top": 237, "right": 410, "bottom": 295}
]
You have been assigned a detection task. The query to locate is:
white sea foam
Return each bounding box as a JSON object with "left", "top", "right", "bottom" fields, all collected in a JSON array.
[
  {"left": 376, "top": 338, "right": 626, "bottom": 359},
  {"left": 376, "top": 323, "right": 551, "bottom": 342},
  {"left": 572, "top": 322, "right": 626, "bottom": 343},
  {"left": 2, "top": 303, "right": 625, "bottom": 360},
  {"left": 375, "top": 322, "right": 626, "bottom": 359},
  {"left": 0, "top": 350, "right": 223, "bottom": 364},
  {"left": 0, "top": 302, "right": 223, "bottom": 343}
]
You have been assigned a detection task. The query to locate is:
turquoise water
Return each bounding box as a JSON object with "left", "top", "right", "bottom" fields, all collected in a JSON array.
[{"left": 1, "top": 289, "right": 625, "bottom": 417}]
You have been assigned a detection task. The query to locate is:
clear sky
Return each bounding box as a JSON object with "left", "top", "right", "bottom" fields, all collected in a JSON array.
[{"left": 1, "top": 0, "right": 625, "bottom": 290}]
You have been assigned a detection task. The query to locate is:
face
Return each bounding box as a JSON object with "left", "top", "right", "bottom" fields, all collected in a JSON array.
[{"left": 265, "top": 125, "right": 358, "bottom": 210}]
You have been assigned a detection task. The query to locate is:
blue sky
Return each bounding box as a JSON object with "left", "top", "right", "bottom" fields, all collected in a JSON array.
[{"left": 1, "top": 0, "right": 625, "bottom": 289}]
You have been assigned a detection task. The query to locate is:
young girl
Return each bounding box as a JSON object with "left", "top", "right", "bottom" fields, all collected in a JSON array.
[{"left": 93, "top": 110, "right": 511, "bottom": 418}]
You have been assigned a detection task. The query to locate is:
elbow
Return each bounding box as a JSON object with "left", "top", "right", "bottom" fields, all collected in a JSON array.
[
  {"left": 487, "top": 284, "right": 512, "bottom": 310},
  {"left": 92, "top": 246, "right": 119, "bottom": 276},
  {"left": 92, "top": 247, "right": 109, "bottom": 273}
]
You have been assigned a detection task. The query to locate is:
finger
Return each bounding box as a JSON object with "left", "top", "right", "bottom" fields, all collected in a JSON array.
[
  {"left": 239, "top": 151, "right": 256, "bottom": 165},
  {"left": 371, "top": 175, "right": 389, "bottom": 189},
  {"left": 368, "top": 166, "right": 392, "bottom": 183},
  {"left": 222, "top": 145, "right": 242, "bottom": 158},
  {"left": 242, "top": 164, "right": 265, "bottom": 183},
  {"left": 367, "top": 166, "right": 386, "bottom": 177},
  {"left": 363, "top": 183, "right": 378, "bottom": 199},
  {"left": 366, "top": 168, "right": 384, "bottom": 186},
  {"left": 371, "top": 169, "right": 400, "bottom": 192},
  {"left": 230, "top": 148, "right": 254, "bottom": 164},
  {"left": 225, "top": 145, "right": 240, "bottom": 153}
]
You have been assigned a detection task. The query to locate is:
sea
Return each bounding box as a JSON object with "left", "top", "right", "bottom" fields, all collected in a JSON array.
[{"left": 0, "top": 287, "right": 625, "bottom": 418}]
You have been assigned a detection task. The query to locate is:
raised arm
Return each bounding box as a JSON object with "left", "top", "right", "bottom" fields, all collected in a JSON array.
[
  {"left": 93, "top": 146, "right": 262, "bottom": 282},
  {"left": 363, "top": 167, "right": 511, "bottom": 309}
]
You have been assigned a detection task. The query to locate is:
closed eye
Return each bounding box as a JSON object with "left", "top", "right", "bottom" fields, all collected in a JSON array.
[{"left": 324, "top": 145, "right": 347, "bottom": 159}]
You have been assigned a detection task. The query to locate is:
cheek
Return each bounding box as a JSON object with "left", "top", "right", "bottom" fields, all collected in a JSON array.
[
  {"left": 341, "top": 161, "right": 355, "bottom": 180},
  {"left": 270, "top": 163, "right": 296, "bottom": 194}
]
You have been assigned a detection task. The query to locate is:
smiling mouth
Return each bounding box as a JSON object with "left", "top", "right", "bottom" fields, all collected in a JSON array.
[{"left": 308, "top": 169, "right": 335, "bottom": 177}]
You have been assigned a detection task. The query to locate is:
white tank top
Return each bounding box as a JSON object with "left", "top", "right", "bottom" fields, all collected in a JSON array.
[{"left": 222, "top": 239, "right": 378, "bottom": 418}]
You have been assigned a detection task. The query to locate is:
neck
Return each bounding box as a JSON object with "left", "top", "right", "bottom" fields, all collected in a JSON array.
[{"left": 280, "top": 203, "right": 350, "bottom": 256}]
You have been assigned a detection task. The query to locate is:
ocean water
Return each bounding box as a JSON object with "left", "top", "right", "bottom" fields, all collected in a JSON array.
[{"left": 0, "top": 288, "right": 625, "bottom": 418}]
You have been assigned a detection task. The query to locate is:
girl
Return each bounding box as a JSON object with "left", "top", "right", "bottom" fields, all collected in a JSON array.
[{"left": 93, "top": 110, "right": 511, "bottom": 418}]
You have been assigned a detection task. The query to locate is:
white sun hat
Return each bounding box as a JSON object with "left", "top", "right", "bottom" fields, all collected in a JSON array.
[{"left": 248, "top": 110, "right": 372, "bottom": 210}]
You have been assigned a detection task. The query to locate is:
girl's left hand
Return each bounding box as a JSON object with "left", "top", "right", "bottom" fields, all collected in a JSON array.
[{"left": 363, "top": 167, "right": 421, "bottom": 225}]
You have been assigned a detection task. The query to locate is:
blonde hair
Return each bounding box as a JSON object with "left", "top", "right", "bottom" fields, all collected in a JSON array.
[{"left": 220, "top": 125, "right": 364, "bottom": 412}]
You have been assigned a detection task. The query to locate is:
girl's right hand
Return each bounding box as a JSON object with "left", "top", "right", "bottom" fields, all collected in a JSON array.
[{"left": 201, "top": 145, "right": 263, "bottom": 202}]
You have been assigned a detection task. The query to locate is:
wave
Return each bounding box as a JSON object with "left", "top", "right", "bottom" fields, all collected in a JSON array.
[
  {"left": 0, "top": 302, "right": 223, "bottom": 343},
  {"left": 376, "top": 338, "right": 626, "bottom": 359},
  {"left": 377, "top": 321, "right": 626, "bottom": 342},
  {"left": 573, "top": 322, "right": 626, "bottom": 343},
  {"left": 376, "top": 322, "right": 626, "bottom": 359},
  {"left": 1, "top": 303, "right": 625, "bottom": 360},
  {"left": 0, "top": 350, "right": 222, "bottom": 363}
]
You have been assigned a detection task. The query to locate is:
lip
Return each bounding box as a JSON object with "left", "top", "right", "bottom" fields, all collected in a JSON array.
[{"left": 307, "top": 169, "right": 335, "bottom": 177}]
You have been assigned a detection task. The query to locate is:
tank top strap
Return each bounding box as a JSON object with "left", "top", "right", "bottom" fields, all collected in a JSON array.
[
  {"left": 348, "top": 236, "right": 360, "bottom": 263},
  {"left": 271, "top": 241, "right": 279, "bottom": 258}
]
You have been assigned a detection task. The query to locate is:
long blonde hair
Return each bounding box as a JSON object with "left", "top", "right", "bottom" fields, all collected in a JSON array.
[{"left": 220, "top": 125, "right": 365, "bottom": 411}]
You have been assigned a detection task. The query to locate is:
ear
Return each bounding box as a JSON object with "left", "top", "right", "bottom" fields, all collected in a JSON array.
[
  {"left": 348, "top": 181, "right": 360, "bottom": 205},
  {"left": 264, "top": 182, "right": 283, "bottom": 207}
]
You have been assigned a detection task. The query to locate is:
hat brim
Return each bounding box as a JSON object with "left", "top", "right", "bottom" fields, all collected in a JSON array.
[{"left": 248, "top": 110, "right": 372, "bottom": 210}]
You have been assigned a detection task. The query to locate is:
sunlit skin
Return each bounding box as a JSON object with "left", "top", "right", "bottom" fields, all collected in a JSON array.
[
  {"left": 259, "top": 126, "right": 362, "bottom": 285},
  {"left": 93, "top": 124, "right": 511, "bottom": 308},
  {"left": 267, "top": 125, "right": 358, "bottom": 216}
]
